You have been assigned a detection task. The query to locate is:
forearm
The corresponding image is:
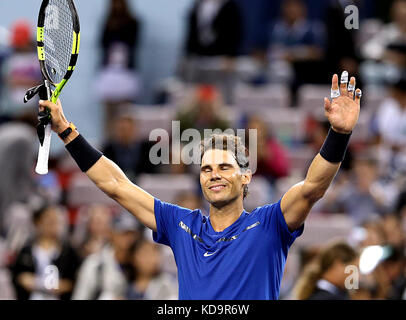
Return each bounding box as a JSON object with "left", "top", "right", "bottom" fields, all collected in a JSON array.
[
  {"left": 301, "top": 154, "right": 340, "bottom": 203},
  {"left": 86, "top": 155, "right": 131, "bottom": 199},
  {"left": 282, "top": 128, "right": 351, "bottom": 230},
  {"left": 301, "top": 127, "right": 352, "bottom": 202}
]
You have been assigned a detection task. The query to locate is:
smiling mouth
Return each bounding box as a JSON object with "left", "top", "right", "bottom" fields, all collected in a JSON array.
[{"left": 208, "top": 184, "right": 226, "bottom": 191}]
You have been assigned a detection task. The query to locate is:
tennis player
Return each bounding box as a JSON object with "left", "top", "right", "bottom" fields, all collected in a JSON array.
[{"left": 40, "top": 71, "right": 361, "bottom": 300}]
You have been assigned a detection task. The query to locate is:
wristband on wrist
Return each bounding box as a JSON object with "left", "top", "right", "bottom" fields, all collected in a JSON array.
[
  {"left": 65, "top": 134, "right": 103, "bottom": 172},
  {"left": 319, "top": 127, "right": 352, "bottom": 163},
  {"left": 58, "top": 122, "right": 77, "bottom": 140}
]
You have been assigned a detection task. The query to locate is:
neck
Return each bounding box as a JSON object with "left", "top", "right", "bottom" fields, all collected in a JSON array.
[
  {"left": 114, "top": 248, "right": 129, "bottom": 264},
  {"left": 209, "top": 197, "right": 244, "bottom": 232},
  {"left": 36, "top": 237, "right": 58, "bottom": 249}
]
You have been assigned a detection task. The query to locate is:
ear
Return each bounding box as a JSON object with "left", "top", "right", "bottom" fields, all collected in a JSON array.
[{"left": 241, "top": 169, "right": 252, "bottom": 185}]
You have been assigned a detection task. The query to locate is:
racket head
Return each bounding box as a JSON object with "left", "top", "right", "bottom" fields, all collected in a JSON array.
[{"left": 37, "top": 0, "right": 80, "bottom": 101}]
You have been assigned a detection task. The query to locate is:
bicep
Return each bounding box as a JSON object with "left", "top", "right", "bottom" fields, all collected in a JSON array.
[
  {"left": 114, "top": 180, "right": 156, "bottom": 231},
  {"left": 281, "top": 182, "right": 313, "bottom": 232},
  {"left": 281, "top": 154, "right": 340, "bottom": 230}
]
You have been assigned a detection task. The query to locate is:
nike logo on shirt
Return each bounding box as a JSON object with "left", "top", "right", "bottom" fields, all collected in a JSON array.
[{"left": 204, "top": 250, "right": 218, "bottom": 257}]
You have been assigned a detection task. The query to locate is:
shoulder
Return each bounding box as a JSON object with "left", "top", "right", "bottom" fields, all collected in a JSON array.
[
  {"left": 154, "top": 198, "right": 205, "bottom": 228},
  {"left": 250, "top": 200, "right": 281, "bottom": 216}
]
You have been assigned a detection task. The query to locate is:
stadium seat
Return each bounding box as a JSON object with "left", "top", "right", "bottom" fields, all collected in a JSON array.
[
  {"left": 67, "top": 172, "right": 116, "bottom": 207},
  {"left": 260, "top": 108, "right": 307, "bottom": 146},
  {"left": 130, "top": 106, "right": 176, "bottom": 140},
  {"left": 287, "top": 146, "right": 315, "bottom": 174},
  {"left": 297, "top": 84, "right": 330, "bottom": 116},
  {"left": 136, "top": 174, "right": 198, "bottom": 203},
  {"left": 363, "top": 85, "right": 388, "bottom": 113},
  {"left": 295, "top": 213, "right": 354, "bottom": 246},
  {"left": 244, "top": 176, "right": 274, "bottom": 211},
  {"left": 234, "top": 82, "right": 291, "bottom": 111}
]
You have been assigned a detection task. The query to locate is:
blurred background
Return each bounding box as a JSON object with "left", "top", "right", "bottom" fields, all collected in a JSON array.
[{"left": 0, "top": 0, "right": 405, "bottom": 300}]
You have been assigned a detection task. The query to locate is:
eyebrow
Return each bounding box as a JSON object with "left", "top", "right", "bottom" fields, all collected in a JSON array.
[{"left": 200, "top": 163, "right": 233, "bottom": 171}]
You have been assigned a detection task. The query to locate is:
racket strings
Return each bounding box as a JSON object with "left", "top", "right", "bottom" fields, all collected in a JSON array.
[{"left": 43, "top": 0, "right": 74, "bottom": 84}]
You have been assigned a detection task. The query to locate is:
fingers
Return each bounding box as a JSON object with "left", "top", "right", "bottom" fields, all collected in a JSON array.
[
  {"left": 348, "top": 77, "right": 356, "bottom": 98},
  {"left": 331, "top": 74, "right": 340, "bottom": 99},
  {"left": 355, "top": 88, "right": 362, "bottom": 105},
  {"left": 39, "top": 99, "right": 57, "bottom": 109},
  {"left": 340, "top": 71, "right": 349, "bottom": 96},
  {"left": 331, "top": 71, "right": 358, "bottom": 100}
]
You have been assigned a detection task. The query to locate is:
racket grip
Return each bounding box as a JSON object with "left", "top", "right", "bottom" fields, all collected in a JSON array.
[{"left": 35, "top": 124, "right": 52, "bottom": 175}]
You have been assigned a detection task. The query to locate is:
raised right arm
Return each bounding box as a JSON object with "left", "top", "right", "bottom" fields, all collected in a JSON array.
[{"left": 39, "top": 99, "right": 157, "bottom": 231}]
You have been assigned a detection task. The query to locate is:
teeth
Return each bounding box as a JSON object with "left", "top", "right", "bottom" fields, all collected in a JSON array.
[{"left": 210, "top": 185, "right": 225, "bottom": 190}]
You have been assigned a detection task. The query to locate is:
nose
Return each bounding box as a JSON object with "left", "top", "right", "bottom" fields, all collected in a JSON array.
[{"left": 210, "top": 168, "right": 221, "bottom": 181}]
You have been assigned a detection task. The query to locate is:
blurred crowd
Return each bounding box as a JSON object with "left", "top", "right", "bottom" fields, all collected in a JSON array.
[{"left": 0, "top": 0, "right": 405, "bottom": 300}]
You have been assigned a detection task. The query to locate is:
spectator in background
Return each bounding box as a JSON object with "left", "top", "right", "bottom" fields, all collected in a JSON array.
[
  {"left": 185, "top": 0, "right": 242, "bottom": 58},
  {"left": 102, "top": 113, "right": 157, "bottom": 182},
  {"left": 100, "top": 0, "right": 139, "bottom": 70},
  {"left": 382, "top": 214, "right": 405, "bottom": 249},
  {"left": 96, "top": 0, "right": 141, "bottom": 133},
  {"left": 372, "top": 245, "right": 406, "bottom": 299},
  {"left": 176, "top": 84, "right": 230, "bottom": 136},
  {"left": 375, "top": 73, "right": 406, "bottom": 177},
  {"left": 245, "top": 115, "right": 290, "bottom": 183},
  {"left": 396, "top": 189, "right": 406, "bottom": 229},
  {"left": 321, "top": 155, "right": 388, "bottom": 225},
  {"left": 181, "top": 0, "right": 243, "bottom": 103},
  {"left": 0, "top": 122, "right": 38, "bottom": 239},
  {"left": 127, "top": 237, "right": 178, "bottom": 300},
  {"left": 359, "top": 219, "right": 387, "bottom": 248},
  {"left": 72, "top": 212, "right": 139, "bottom": 300},
  {"left": 71, "top": 204, "right": 113, "bottom": 259},
  {"left": 267, "top": 0, "right": 325, "bottom": 100},
  {"left": 361, "top": 0, "right": 406, "bottom": 84},
  {"left": 324, "top": 0, "right": 360, "bottom": 79},
  {"left": 0, "top": 20, "right": 41, "bottom": 118},
  {"left": 0, "top": 238, "right": 15, "bottom": 299},
  {"left": 362, "top": 0, "right": 406, "bottom": 61},
  {"left": 293, "top": 242, "right": 358, "bottom": 300},
  {"left": 10, "top": 205, "right": 80, "bottom": 300}
]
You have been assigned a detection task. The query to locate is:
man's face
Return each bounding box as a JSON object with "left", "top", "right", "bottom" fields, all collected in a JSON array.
[{"left": 200, "top": 149, "right": 250, "bottom": 208}]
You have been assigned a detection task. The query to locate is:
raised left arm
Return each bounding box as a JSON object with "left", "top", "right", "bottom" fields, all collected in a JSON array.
[{"left": 281, "top": 72, "right": 362, "bottom": 231}]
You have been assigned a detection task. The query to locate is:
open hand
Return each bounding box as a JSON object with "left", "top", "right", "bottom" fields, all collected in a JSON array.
[{"left": 324, "top": 72, "right": 361, "bottom": 134}]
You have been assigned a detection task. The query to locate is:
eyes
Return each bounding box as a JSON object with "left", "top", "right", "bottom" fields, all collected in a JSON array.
[{"left": 201, "top": 164, "right": 232, "bottom": 173}]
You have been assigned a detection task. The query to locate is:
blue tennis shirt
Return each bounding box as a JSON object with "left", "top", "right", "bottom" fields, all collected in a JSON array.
[{"left": 153, "top": 197, "right": 304, "bottom": 300}]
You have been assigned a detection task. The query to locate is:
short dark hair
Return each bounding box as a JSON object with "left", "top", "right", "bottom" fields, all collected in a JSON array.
[
  {"left": 32, "top": 205, "right": 50, "bottom": 225},
  {"left": 200, "top": 134, "right": 250, "bottom": 198}
]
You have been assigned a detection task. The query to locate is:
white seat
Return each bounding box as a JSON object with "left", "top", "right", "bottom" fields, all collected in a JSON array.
[
  {"left": 234, "top": 82, "right": 290, "bottom": 111},
  {"left": 295, "top": 213, "right": 354, "bottom": 246},
  {"left": 363, "top": 85, "right": 388, "bottom": 113},
  {"left": 244, "top": 176, "right": 274, "bottom": 211},
  {"left": 260, "top": 108, "right": 307, "bottom": 144},
  {"left": 297, "top": 84, "right": 330, "bottom": 116},
  {"left": 136, "top": 174, "right": 197, "bottom": 203},
  {"left": 129, "top": 106, "right": 176, "bottom": 140},
  {"left": 67, "top": 172, "right": 116, "bottom": 207}
]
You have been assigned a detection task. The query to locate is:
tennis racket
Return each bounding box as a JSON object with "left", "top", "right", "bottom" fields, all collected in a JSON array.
[{"left": 34, "top": 0, "right": 80, "bottom": 174}]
